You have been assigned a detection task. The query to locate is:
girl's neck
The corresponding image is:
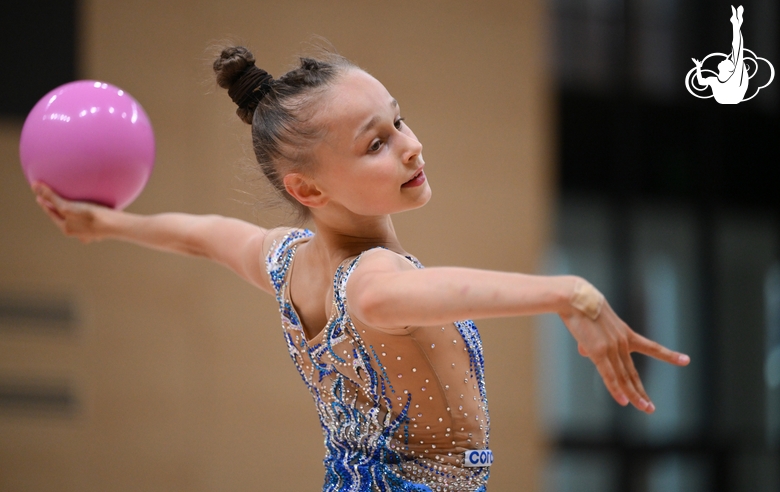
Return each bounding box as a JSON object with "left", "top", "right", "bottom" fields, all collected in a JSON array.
[{"left": 305, "top": 210, "right": 405, "bottom": 265}]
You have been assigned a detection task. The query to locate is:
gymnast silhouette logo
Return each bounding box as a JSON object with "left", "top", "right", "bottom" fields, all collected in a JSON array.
[{"left": 685, "top": 5, "right": 774, "bottom": 104}]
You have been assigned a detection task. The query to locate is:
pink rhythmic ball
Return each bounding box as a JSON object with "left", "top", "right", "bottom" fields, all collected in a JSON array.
[{"left": 20, "top": 80, "right": 155, "bottom": 210}]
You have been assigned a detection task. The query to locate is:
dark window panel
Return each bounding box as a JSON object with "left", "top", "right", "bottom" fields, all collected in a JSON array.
[
  {"left": 558, "top": 93, "right": 780, "bottom": 210},
  {"left": 0, "top": 1, "right": 77, "bottom": 118}
]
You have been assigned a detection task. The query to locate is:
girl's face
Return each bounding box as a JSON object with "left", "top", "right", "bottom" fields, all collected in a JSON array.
[{"left": 309, "top": 69, "right": 431, "bottom": 217}]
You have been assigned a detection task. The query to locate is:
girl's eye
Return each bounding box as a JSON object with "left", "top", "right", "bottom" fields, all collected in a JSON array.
[{"left": 368, "top": 118, "right": 405, "bottom": 153}]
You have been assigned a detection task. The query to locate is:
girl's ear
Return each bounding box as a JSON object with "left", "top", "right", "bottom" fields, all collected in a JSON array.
[{"left": 283, "top": 172, "right": 329, "bottom": 208}]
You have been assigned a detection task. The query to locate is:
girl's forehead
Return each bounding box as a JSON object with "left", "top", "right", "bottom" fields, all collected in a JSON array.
[{"left": 322, "top": 70, "right": 395, "bottom": 136}]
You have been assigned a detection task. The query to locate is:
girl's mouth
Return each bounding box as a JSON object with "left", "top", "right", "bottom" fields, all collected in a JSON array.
[{"left": 401, "top": 169, "right": 426, "bottom": 188}]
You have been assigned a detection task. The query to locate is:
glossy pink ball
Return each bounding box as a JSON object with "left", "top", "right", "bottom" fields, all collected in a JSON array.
[{"left": 20, "top": 80, "right": 155, "bottom": 210}]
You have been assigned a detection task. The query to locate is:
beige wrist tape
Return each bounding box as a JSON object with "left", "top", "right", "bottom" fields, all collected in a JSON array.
[{"left": 570, "top": 279, "right": 605, "bottom": 321}]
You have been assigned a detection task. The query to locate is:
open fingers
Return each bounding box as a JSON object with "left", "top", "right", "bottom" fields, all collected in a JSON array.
[
  {"left": 631, "top": 333, "right": 690, "bottom": 366},
  {"left": 605, "top": 343, "right": 648, "bottom": 413},
  {"left": 586, "top": 322, "right": 654, "bottom": 412},
  {"left": 595, "top": 350, "right": 653, "bottom": 413},
  {"left": 616, "top": 348, "right": 654, "bottom": 413},
  {"left": 593, "top": 358, "right": 629, "bottom": 407}
]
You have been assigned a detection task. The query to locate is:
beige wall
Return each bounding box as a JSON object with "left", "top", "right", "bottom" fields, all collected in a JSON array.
[{"left": 0, "top": 0, "right": 554, "bottom": 490}]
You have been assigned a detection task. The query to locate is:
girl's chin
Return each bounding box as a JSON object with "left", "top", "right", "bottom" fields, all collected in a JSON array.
[
  {"left": 340, "top": 186, "right": 432, "bottom": 216},
  {"left": 402, "top": 186, "right": 432, "bottom": 212}
]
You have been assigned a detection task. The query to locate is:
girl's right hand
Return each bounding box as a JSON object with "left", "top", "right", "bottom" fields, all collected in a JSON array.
[{"left": 33, "top": 183, "right": 112, "bottom": 244}]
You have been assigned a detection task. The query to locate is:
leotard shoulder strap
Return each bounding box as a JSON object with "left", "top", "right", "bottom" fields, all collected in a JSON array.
[{"left": 265, "top": 228, "right": 313, "bottom": 298}]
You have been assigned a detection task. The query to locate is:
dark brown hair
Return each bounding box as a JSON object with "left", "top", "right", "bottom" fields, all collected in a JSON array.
[{"left": 213, "top": 45, "right": 355, "bottom": 220}]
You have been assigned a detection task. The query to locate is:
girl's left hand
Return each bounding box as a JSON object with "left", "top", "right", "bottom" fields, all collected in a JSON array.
[{"left": 560, "top": 300, "right": 690, "bottom": 414}]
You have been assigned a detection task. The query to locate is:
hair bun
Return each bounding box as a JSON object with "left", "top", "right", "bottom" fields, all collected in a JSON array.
[{"left": 213, "top": 46, "right": 274, "bottom": 124}]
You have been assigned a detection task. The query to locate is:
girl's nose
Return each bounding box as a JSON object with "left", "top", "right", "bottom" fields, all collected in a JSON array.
[{"left": 402, "top": 133, "right": 423, "bottom": 165}]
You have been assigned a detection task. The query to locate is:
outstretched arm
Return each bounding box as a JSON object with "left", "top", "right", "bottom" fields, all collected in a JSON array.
[
  {"left": 33, "top": 183, "right": 274, "bottom": 293},
  {"left": 348, "top": 249, "right": 690, "bottom": 414}
]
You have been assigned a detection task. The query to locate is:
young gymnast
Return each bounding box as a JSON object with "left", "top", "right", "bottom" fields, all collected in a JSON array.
[{"left": 33, "top": 45, "right": 690, "bottom": 492}]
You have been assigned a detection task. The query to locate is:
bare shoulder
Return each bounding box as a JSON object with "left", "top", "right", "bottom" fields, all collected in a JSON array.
[{"left": 346, "top": 248, "right": 417, "bottom": 333}]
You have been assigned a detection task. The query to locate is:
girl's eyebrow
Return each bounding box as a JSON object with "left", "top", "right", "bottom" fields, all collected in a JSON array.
[{"left": 353, "top": 99, "right": 398, "bottom": 142}]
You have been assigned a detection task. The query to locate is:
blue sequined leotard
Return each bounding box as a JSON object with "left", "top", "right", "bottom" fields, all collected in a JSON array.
[{"left": 267, "top": 229, "right": 490, "bottom": 492}]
